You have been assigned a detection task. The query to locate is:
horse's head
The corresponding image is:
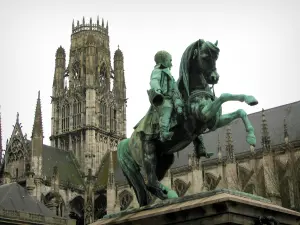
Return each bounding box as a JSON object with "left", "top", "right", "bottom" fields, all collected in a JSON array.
[{"left": 192, "top": 40, "right": 220, "bottom": 85}]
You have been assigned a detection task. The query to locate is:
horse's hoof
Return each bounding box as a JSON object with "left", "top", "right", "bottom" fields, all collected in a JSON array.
[
  {"left": 206, "top": 152, "right": 214, "bottom": 158},
  {"left": 247, "top": 133, "right": 256, "bottom": 146},
  {"left": 167, "top": 189, "right": 179, "bottom": 199},
  {"left": 245, "top": 95, "right": 258, "bottom": 106}
]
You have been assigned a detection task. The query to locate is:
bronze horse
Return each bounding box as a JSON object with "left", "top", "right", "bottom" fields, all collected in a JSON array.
[{"left": 117, "top": 39, "right": 258, "bottom": 207}]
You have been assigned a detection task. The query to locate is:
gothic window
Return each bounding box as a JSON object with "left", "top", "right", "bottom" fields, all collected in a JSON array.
[
  {"left": 204, "top": 173, "right": 221, "bottom": 191},
  {"left": 110, "top": 107, "right": 117, "bottom": 132},
  {"left": 73, "top": 62, "right": 81, "bottom": 80},
  {"left": 73, "top": 100, "right": 81, "bottom": 129},
  {"left": 62, "top": 69, "right": 69, "bottom": 90},
  {"left": 61, "top": 104, "right": 70, "bottom": 132},
  {"left": 119, "top": 190, "right": 133, "bottom": 211},
  {"left": 98, "top": 64, "right": 107, "bottom": 91},
  {"left": 99, "top": 103, "right": 107, "bottom": 129},
  {"left": 174, "top": 179, "right": 191, "bottom": 197},
  {"left": 8, "top": 139, "right": 24, "bottom": 163}
]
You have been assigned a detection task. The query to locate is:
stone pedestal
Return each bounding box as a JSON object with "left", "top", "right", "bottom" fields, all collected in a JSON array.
[{"left": 91, "top": 189, "right": 300, "bottom": 225}]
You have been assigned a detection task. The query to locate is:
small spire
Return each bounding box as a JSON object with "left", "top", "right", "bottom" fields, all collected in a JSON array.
[
  {"left": 284, "top": 117, "right": 289, "bottom": 144},
  {"left": 261, "top": 109, "right": 270, "bottom": 151},
  {"left": 217, "top": 134, "right": 222, "bottom": 162},
  {"left": 90, "top": 17, "right": 92, "bottom": 25},
  {"left": 225, "top": 126, "right": 235, "bottom": 163},
  {"left": 102, "top": 18, "right": 104, "bottom": 27},
  {"left": 72, "top": 19, "right": 74, "bottom": 30},
  {"left": 106, "top": 20, "right": 109, "bottom": 30},
  {"left": 97, "top": 15, "right": 99, "bottom": 26},
  {"left": 16, "top": 112, "right": 19, "bottom": 123},
  {"left": 77, "top": 20, "right": 79, "bottom": 26},
  {"left": 107, "top": 150, "right": 115, "bottom": 188},
  {"left": 118, "top": 45, "right": 119, "bottom": 49},
  {"left": 31, "top": 91, "right": 43, "bottom": 138},
  {"left": 83, "top": 16, "right": 85, "bottom": 25}
]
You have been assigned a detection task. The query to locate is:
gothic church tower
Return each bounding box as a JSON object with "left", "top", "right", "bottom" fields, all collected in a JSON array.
[{"left": 50, "top": 17, "right": 126, "bottom": 176}]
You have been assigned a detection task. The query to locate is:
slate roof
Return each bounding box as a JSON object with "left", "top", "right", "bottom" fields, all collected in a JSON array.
[
  {"left": 27, "top": 142, "right": 84, "bottom": 187},
  {"left": 114, "top": 100, "right": 300, "bottom": 183},
  {"left": 95, "top": 151, "right": 118, "bottom": 188},
  {"left": 41, "top": 144, "right": 84, "bottom": 187},
  {"left": 0, "top": 182, "right": 55, "bottom": 216}
]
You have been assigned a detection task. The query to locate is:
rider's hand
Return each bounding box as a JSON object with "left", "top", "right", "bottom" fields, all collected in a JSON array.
[{"left": 177, "top": 107, "right": 183, "bottom": 115}]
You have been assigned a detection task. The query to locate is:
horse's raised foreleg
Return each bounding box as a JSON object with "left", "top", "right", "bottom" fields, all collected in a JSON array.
[
  {"left": 216, "top": 109, "right": 256, "bottom": 146},
  {"left": 201, "top": 93, "right": 258, "bottom": 122},
  {"left": 143, "top": 140, "right": 168, "bottom": 200}
]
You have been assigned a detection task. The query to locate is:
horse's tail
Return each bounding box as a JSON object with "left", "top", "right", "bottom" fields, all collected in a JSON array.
[{"left": 117, "top": 138, "right": 150, "bottom": 206}]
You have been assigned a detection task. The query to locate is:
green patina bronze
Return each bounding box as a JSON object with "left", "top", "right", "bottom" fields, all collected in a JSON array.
[{"left": 117, "top": 39, "right": 258, "bottom": 208}]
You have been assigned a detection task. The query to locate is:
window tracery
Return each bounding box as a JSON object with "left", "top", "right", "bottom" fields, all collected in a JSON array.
[
  {"left": 99, "top": 102, "right": 107, "bottom": 129},
  {"left": 61, "top": 104, "right": 70, "bottom": 132},
  {"left": 119, "top": 190, "right": 133, "bottom": 211},
  {"left": 73, "top": 100, "right": 81, "bottom": 129},
  {"left": 174, "top": 179, "right": 191, "bottom": 197},
  {"left": 8, "top": 139, "right": 24, "bottom": 163},
  {"left": 98, "top": 64, "right": 107, "bottom": 92},
  {"left": 110, "top": 107, "right": 117, "bottom": 132}
]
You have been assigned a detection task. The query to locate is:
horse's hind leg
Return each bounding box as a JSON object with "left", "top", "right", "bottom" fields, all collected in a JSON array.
[{"left": 143, "top": 140, "right": 168, "bottom": 200}]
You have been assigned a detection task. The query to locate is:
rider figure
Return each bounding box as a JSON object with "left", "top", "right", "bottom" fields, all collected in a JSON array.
[{"left": 148, "top": 50, "right": 184, "bottom": 142}]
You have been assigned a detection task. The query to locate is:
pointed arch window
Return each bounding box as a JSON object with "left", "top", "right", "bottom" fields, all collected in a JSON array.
[
  {"left": 174, "top": 179, "right": 191, "bottom": 197},
  {"left": 119, "top": 190, "right": 133, "bottom": 211},
  {"left": 73, "top": 62, "right": 81, "bottom": 80},
  {"left": 73, "top": 100, "right": 81, "bottom": 129},
  {"left": 98, "top": 64, "right": 107, "bottom": 91},
  {"left": 62, "top": 104, "right": 70, "bottom": 132},
  {"left": 110, "top": 107, "right": 117, "bottom": 132},
  {"left": 99, "top": 103, "right": 107, "bottom": 129}
]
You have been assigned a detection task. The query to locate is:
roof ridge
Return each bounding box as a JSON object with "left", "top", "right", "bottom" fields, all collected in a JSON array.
[{"left": 248, "top": 100, "right": 300, "bottom": 116}]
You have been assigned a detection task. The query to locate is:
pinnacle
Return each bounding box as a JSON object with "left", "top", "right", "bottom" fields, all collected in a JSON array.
[{"left": 32, "top": 91, "right": 43, "bottom": 138}]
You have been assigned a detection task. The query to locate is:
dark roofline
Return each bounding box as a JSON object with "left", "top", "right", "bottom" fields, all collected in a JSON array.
[{"left": 247, "top": 100, "right": 300, "bottom": 116}]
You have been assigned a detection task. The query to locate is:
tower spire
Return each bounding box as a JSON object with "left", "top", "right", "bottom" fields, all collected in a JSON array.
[{"left": 32, "top": 91, "right": 43, "bottom": 138}]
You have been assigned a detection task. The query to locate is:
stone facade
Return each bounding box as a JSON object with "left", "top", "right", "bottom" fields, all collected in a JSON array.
[{"left": 0, "top": 16, "right": 300, "bottom": 225}]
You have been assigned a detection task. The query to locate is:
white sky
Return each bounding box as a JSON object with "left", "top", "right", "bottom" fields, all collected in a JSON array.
[{"left": 0, "top": 0, "right": 299, "bottom": 150}]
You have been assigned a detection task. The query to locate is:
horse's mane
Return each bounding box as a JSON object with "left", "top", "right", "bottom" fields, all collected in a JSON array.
[{"left": 177, "top": 40, "right": 200, "bottom": 100}]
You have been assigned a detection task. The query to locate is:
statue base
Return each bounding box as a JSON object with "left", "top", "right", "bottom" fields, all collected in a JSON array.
[{"left": 91, "top": 189, "right": 300, "bottom": 225}]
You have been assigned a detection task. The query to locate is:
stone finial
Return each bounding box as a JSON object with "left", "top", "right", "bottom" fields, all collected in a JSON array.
[
  {"left": 284, "top": 117, "right": 289, "bottom": 144},
  {"left": 261, "top": 109, "right": 271, "bottom": 151},
  {"left": 82, "top": 16, "right": 85, "bottom": 25},
  {"left": 97, "top": 15, "right": 99, "bottom": 26},
  {"left": 102, "top": 18, "right": 104, "bottom": 27},
  {"left": 225, "top": 126, "right": 235, "bottom": 163}
]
